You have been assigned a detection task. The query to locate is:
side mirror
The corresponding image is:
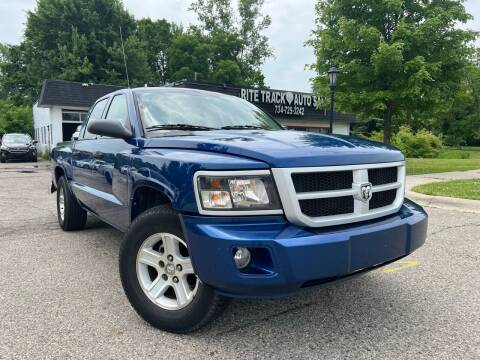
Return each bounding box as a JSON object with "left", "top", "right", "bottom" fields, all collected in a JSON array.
[
  {"left": 72, "top": 135, "right": 79, "bottom": 141},
  {"left": 32, "top": 140, "right": 38, "bottom": 144},
  {"left": 87, "top": 117, "right": 132, "bottom": 139}
]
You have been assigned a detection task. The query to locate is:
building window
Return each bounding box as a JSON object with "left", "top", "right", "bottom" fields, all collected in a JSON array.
[{"left": 62, "top": 110, "right": 88, "bottom": 123}]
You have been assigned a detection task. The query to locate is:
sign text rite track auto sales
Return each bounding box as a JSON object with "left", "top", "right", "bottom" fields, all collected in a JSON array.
[{"left": 240, "top": 88, "right": 322, "bottom": 116}]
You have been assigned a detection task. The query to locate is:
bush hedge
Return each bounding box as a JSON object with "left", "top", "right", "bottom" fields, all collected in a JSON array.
[{"left": 392, "top": 126, "right": 443, "bottom": 158}]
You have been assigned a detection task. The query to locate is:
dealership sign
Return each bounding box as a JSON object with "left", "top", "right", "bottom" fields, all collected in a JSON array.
[{"left": 240, "top": 88, "right": 323, "bottom": 116}]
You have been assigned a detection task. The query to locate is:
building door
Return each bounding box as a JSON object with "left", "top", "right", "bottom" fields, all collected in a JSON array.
[{"left": 62, "top": 110, "right": 88, "bottom": 142}]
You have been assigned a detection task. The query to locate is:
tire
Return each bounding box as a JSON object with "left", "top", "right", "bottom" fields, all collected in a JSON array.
[
  {"left": 0, "top": 153, "right": 5, "bottom": 163},
  {"left": 119, "top": 205, "right": 227, "bottom": 333},
  {"left": 56, "top": 176, "right": 87, "bottom": 231},
  {"left": 32, "top": 156, "right": 37, "bottom": 162}
]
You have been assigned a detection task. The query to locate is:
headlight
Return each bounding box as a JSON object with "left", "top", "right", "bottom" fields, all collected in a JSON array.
[{"left": 195, "top": 171, "right": 282, "bottom": 214}]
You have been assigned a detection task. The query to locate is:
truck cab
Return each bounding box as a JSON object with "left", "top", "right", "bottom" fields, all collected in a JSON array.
[{"left": 51, "top": 87, "right": 427, "bottom": 333}]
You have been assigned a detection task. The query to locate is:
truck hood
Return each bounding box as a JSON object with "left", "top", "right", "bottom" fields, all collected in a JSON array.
[{"left": 143, "top": 130, "right": 404, "bottom": 167}]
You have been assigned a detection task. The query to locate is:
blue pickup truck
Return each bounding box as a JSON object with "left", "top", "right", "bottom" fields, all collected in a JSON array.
[{"left": 51, "top": 87, "right": 427, "bottom": 333}]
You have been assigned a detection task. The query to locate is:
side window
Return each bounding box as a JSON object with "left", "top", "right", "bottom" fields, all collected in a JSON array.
[
  {"left": 82, "top": 98, "right": 108, "bottom": 140},
  {"left": 105, "top": 94, "right": 130, "bottom": 129}
]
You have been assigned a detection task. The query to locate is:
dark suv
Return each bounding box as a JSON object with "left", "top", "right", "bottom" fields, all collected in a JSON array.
[{"left": 0, "top": 133, "right": 37, "bottom": 163}]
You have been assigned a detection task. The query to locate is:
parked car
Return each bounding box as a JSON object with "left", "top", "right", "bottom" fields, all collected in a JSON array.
[
  {"left": 0, "top": 133, "right": 37, "bottom": 163},
  {"left": 50, "top": 88, "right": 428, "bottom": 333}
]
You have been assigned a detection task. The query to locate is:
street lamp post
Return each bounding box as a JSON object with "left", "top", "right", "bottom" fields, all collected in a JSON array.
[{"left": 328, "top": 65, "right": 338, "bottom": 134}]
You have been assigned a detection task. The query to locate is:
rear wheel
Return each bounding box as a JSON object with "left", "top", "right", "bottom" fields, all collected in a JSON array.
[
  {"left": 120, "top": 205, "right": 227, "bottom": 333},
  {"left": 56, "top": 176, "right": 87, "bottom": 231}
]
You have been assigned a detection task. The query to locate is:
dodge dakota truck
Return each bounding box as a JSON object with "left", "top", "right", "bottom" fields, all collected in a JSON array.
[{"left": 51, "top": 87, "right": 428, "bottom": 333}]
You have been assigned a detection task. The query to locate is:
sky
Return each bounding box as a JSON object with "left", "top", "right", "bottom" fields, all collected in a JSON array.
[{"left": 0, "top": 0, "right": 479, "bottom": 93}]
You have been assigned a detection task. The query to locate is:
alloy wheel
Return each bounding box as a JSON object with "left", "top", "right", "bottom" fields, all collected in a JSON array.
[
  {"left": 58, "top": 187, "right": 65, "bottom": 222},
  {"left": 136, "top": 233, "right": 198, "bottom": 310}
]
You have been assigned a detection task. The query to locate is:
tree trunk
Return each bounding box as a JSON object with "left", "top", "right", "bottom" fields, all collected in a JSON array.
[{"left": 383, "top": 102, "right": 394, "bottom": 144}]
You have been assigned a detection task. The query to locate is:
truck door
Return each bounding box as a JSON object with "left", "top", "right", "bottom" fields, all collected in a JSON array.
[
  {"left": 71, "top": 98, "right": 109, "bottom": 209},
  {"left": 90, "top": 93, "right": 134, "bottom": 229}
]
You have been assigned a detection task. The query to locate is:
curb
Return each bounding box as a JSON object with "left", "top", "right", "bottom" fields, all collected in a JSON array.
[
  {"left": 406, "top": 170, "right": 480, "bottom": 213},
  {"left": 406, "top": 190, "right": 480, "bottom": 214}
]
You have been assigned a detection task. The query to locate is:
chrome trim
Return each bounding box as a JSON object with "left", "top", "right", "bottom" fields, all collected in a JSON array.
[
  {"left": 193, "top": 170, "right": 284, "bottom": 216},
  {"left": 271, "top": 161, "right": 405, "bottom": 228}
]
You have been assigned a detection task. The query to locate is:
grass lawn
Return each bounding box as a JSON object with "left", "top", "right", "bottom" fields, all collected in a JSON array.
[
  {"left": 406, "top": 147, "right": 480, "bottom": 175},
  {"left": 412, "top": 179, "right": 480, "bottom": 200}
]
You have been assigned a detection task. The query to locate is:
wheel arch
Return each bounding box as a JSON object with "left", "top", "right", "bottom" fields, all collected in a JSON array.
[
  {"left": 130, "top": 181, "right": 174, "bottom": 221},
  {"left": 53, "top": 165, "right": 68, "bottom": 189}
]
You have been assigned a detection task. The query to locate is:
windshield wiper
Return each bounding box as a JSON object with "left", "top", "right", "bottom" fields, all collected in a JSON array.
[
  {"left": 146, "top": 124, "right": 217, "bottom": 132},
  {"left": 220, "top": 125, "right": 264, "bottom": 130}
]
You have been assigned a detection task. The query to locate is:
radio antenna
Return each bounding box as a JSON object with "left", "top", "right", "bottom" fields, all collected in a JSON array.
[{"left": 119, "top": 25, "right": 130, "bottom": 88}]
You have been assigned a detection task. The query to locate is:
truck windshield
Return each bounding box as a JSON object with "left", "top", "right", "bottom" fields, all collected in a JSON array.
[
  {"left": 134, "top": 89, "right": 283, "bottom": 131},
  {"left": 3, "top": 134, "right": 31, "bottom": 144}
]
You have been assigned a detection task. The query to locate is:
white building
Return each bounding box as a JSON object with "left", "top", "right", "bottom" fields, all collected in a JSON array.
[{"left": 33, "top": 80, "right": 123, "bottom": 152}]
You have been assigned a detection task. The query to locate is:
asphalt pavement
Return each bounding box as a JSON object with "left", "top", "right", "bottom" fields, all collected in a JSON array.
[{"left": 0, "top": 162, "right": 479, "bottom": 359}]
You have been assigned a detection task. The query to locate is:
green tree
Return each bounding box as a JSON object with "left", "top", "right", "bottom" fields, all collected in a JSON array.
[
  {"left": 436, "top": 55, "right": 480, "bottom": 146},
  {"left": 189, "top": 0, "right": 272, "bottom": 86},
  {"left": 0, "top": 0, "right": 152, "bottom": 104},
  {"left": 310, "top": 0, "right": 477, "bottom": 143},
  {"left": 167, "top": 30, "right": 212, "bottom": 81},
  {"left": 0, "top": 43, "right": 39, "bottom": 105},
  {"left": 136, "top": 19, "right": 180, "bottom": 85},
  {"left": 167, "top": 28, "right": 246, "bottom": 85},
  {"left": 0, "top": 100, "right": 33, "bottom": 137}
]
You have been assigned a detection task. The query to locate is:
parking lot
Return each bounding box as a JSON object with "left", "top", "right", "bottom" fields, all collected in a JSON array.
[{"left": 0, "top": 161, "right": 479, "bottom": 359}]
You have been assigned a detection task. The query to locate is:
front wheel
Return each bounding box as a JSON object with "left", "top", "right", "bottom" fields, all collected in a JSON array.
[
  {"left": 119, "top": 205, "right": 227, "bottom": 333},
  {"left": 56, "top": 176, "right": 87, "bottom": 231},
  {"left": 0, "top": 153, "right": 6, "bottom": 163}
]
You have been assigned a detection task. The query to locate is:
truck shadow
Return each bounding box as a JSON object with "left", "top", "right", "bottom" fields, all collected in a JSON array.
[{"left": 194, "top": 272, "right": 425, "bottom": 352}]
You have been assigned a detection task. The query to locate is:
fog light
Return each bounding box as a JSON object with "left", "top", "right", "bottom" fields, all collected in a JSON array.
[{"left": 234, "top": 247, "right": 251, "bottom": 269}]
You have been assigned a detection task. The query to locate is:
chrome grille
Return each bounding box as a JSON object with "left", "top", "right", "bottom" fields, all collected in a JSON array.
[
  {"left": 299, "top": 196, "right": 354, "bottom": 217},
  {"left": 292, "top": 171, "right": 353, "bottom": 192},
  {"left": 272, "top": 162, "right": 405, "bottom": 228},
  {"left": 9, "top": 147, "right": 29, "bottom": 153},
  {"left": 369, "top": 189, "right": 397, "bottom": 210},
  {"left": 368, "top": 167, "right": 397, "bottom": 186}
]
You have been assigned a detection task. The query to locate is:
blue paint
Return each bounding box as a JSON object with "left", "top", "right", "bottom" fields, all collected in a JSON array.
[{"left": 181, "top": 200, "right": 427, "bottom": 297}]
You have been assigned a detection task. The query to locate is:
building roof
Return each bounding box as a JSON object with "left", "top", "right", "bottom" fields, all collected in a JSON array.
[{"left": 37, "top": 80, "right": 124, "bottom": 108}]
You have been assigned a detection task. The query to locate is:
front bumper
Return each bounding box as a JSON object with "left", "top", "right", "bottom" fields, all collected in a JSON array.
[
  {"left": 181, "top": 199, "right": 427, "bottom": 298},
  {"left": 1, "top": 149, "right": 36, "bottom": 160}
]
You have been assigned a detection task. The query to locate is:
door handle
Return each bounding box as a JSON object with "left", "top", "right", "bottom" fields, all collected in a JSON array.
[{"left": 93, "top": 151, "right": 104, "bottom": 160}]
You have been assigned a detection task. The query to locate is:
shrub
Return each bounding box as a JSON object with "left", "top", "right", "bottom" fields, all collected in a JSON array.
[
  {"left": 39, "top": 151, "right": 51, "bottom": 161},
  {"left": 368, "top": 131, "right": 384, "bottom": 142},
  {"left": 392, "top": 126, "right": 443, "bottom": 158}
]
